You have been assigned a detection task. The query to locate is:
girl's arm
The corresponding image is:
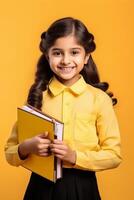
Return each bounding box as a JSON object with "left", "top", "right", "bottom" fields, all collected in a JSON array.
[
  {"left": 73, "top": 93, "right": 122, "bottom": 171},
  {"left": 4, "top": 122, "right": 25, "bottom": 166},
  {"left": 5, "top": 122, "right": 51, "bottom": 166}
]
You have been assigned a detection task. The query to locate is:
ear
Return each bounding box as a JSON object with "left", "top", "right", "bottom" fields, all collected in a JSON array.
[{"left": 84, "top": 53, "right": 90, "bottom": 64}]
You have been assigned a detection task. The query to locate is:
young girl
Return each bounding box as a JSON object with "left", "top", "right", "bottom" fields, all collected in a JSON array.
[{"left": 5, "top": 17, "right": 122, "bottom": 200}]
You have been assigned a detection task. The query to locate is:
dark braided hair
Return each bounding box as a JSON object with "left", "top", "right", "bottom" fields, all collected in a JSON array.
[{"left": 27, "top": 17, "right": 117, "bottom": 110}]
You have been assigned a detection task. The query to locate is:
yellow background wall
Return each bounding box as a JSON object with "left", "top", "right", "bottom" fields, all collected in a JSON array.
[{"left": 0, "top": 0, "right": 134, "bottom": 199}]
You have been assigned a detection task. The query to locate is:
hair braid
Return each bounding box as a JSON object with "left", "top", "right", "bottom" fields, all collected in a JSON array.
[
  {"left": 27, "top": 54, "right": 53, "bottom": 110},
  {"left": 81, "top": 33, "right": 117, "bottom": 105}
]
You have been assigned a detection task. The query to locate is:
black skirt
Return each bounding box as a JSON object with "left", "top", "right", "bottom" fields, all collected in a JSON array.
[{"left": 23, "top": 168, "right": 101, "bottom": 200}]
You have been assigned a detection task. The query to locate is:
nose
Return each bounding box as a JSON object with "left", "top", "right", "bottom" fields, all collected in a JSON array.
[{"left": 61, "top": 53, "right": 71, "bottom": 65}]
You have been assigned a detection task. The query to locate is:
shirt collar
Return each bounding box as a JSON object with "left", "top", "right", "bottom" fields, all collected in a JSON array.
[{"left": 48, "top": 75, "right": 87, "bottom": 96}]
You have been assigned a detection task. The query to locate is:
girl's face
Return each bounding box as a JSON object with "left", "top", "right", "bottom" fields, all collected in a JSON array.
[{"left": 47, "top": 35, "right": 90, "bottom": 86}]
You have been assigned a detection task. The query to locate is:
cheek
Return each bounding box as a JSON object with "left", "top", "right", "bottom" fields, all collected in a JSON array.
[
  {"left": 75, "top": 57, "right": 85, "bottom": 65},
  {"left": 49, "top": 57, "right": 60, "bottom": 67}
]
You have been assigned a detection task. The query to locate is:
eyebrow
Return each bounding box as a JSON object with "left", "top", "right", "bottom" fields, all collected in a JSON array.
[{"left": 51, "top": 47, "right": 82, "bottom": 51}]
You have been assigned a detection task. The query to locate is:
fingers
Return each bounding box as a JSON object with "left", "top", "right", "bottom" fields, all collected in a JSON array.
[
  {"left": 50, "top": 143, "right": 66, "bottom": 151},
  {"left": 37, "top": 132, "right": 51, "bottom": 144},
  {"left": 50, "top": 147, "right": 66, "bottom": 159},
  {"left": 53, "top": 139, "right": 64, "bottom": 144},
  {"left": 51, "top": 147, "right": 65, "bottom": 154},
  {"left": 37, "top": 139, "right": 64, "bottom": 157},
  {"left": 37, "top": 143, "right": 51, "bottom": 156},
  {"left": 30, "top": 135, "right": 64, "bottom": 157},
  {"left": 29, "top": 133, "right": 51, "bottom": 156},
  {"left": 38, "top": 143, "right": 50, "bottom": 149},
  {"left": 37, "top": 131, "right": 49, "bottom": 138},
  {"left": 50, "top": 141, "right": 67, "bottom": 156},
  {"left": 38, "top": 147, "right": 50, "bottom": 157},
  {"left": 37, "top": 150, "right": 50, "bottom": 157}
]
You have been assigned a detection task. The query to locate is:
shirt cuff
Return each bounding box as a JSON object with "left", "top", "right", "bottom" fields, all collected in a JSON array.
[{"left": 72, "top": 150, "right": 92, "bottom": 170}]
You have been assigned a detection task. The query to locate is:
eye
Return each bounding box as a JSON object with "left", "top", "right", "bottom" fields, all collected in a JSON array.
[
  {"left": 52, "top": 51, "right": 62, "bottom": 56},
  {"left": 71, "top": 50, "right": 80, "bottom": 55}
]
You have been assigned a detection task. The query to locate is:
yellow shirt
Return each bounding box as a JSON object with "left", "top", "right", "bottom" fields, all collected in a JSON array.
[{"left": 5, "top": 75, "right": 122, "bottom": 171}]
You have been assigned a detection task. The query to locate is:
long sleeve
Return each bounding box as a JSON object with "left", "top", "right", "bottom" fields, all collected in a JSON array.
[
  {"left": 4, "top": 122, "right": 25, "bottom": 166},
  {"left": 74, "top": 93, "right": 122, "bottom": 171}
]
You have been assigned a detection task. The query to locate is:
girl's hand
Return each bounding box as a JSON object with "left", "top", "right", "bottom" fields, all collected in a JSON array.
[
  {"left": 50, "top": 140, "right": 76, "bottom": 165},
  {"left": 18, "top": 132, "right": 51, "bottom": 159}
]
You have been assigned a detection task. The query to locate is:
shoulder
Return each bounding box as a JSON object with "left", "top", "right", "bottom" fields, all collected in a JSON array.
[{"left": 86, "top": 83, "right": 113, "bottom": 107}]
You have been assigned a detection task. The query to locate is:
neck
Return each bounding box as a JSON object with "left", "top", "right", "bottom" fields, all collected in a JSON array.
[{"left": 55, "top": 75, "right": 81, "bottom": 86}]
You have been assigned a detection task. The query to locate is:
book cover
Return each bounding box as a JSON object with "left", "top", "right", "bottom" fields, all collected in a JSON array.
[{"left": 17, "top": 105, "right": 64, "bottom": 182}]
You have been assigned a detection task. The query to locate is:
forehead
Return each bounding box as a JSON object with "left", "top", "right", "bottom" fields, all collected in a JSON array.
[{"left": 50, "top": 35, "right": 83, "bottom": 50}]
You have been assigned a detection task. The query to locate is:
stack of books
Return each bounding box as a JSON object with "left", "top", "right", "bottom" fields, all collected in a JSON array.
[{"left": 17, "top": 105, "right": 64, "bottom": 182}]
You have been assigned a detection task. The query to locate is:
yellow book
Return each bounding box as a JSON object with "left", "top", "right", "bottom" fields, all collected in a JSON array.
[{"left": 17, "top": 105, "right": 64, "bottom": 182}]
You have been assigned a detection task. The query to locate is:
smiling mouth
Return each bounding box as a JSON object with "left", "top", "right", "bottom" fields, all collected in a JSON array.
[
  {"left": 57, "top": 66, "right": 76, "bottom": 73},
  {"left": 58, "top": 66, "right": 76, "bottom": 69}
]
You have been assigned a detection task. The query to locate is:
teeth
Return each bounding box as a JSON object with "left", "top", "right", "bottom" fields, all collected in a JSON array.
[
  {"left": 58, "top": 67, "right": 75, "bottom": 73},
  {"left": 58, "top": 67, "right": 75, "bottom": 69}
]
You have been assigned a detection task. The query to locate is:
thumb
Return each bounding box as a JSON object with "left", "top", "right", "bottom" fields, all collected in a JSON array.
[{"left": 38, "top": 132, "right": 48, "bottom": 138}]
